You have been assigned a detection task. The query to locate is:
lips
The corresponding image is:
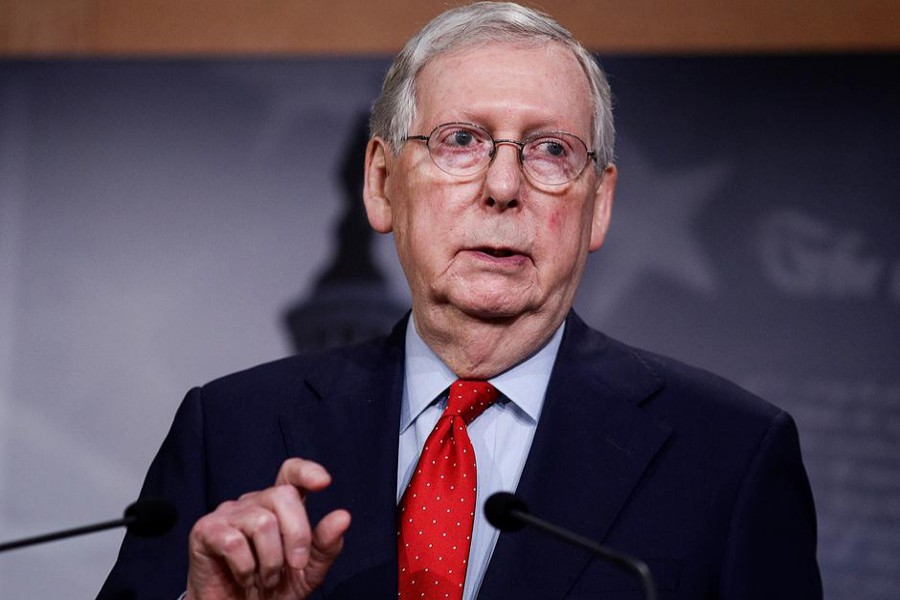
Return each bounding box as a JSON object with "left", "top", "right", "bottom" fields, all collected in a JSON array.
[
  {"left": 465, "top": 245, "right": 530, "bottom": 263},
  {"left": 480, "top": 247, "right": 516, "bottom": 258}
]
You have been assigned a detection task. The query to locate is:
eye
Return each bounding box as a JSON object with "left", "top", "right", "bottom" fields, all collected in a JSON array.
[
  {"left": 531, "top": 138, "right": 570, "bottom": 159},
  {"left": 438, "top": 126, "right": 481, "bottom": 149},
  {"left": 451, "top": 130, "right": 474, "bottom": 147},
  {"left": 545, "top": 141, "right": 565, "bottom": 156},
  {"left": 427, "top": 124, "right": 491, "bottom": 174}
]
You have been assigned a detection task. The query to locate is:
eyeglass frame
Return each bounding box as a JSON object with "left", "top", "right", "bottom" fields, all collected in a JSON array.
[{"left": 402, "top": 122, "right": 599, "bottom": 186}]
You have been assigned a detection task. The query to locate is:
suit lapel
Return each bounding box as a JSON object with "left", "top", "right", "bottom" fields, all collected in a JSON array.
[
  {"left": 274, "top": 313, "right": 673, "bottom": 599},
  {"left": 279, "top": 319, "right": 407, "bottom": 599},
  {"left": 478, "top": 314, "right": 673, "bottom": 599}
]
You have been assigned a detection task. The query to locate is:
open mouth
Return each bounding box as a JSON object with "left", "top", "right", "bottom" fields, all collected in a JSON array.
[{"left": 480, "top": 247, "right": 517, "bottom": 258}]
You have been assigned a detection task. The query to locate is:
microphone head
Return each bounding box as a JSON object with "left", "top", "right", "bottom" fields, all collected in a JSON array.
[
  {"left": 124, "top": 499, "right": 177, "bottom": 538},
  {"left": 484, "top": 492, "right": 528, "bottom": 532}
]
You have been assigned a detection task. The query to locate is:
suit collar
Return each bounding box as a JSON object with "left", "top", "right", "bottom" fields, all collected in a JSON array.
[
  {"left": 478, "top": 312, "right": 673, "bottom": 599},
  {"left": 402, "top": 314, "right": 566, "bottom": 429}
]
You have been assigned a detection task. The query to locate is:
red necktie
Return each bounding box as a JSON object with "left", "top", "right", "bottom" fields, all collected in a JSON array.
[{"left": 398, "top": 379, "right": 499, "bottom": 600}]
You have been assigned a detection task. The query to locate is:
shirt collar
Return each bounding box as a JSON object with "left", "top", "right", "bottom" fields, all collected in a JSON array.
[{"left": 400, "top": 315, "right": 565, "bottom": 432}]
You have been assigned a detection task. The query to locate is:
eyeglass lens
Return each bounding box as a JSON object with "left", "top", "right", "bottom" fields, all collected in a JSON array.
[{"left": 425, "top": 123, "right": 590, "bottom": 185}]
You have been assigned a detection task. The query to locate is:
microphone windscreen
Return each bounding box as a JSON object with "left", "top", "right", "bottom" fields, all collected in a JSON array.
[
  {"left": 124, "top": 499, "right": 177, "bottom": 538},
  {"left": 484, "top": 492, "right": 528, "bottom": 532}
]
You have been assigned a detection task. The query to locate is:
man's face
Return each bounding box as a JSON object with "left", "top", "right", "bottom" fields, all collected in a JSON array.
[{"left": 365, "top": 42, "right": 616, "bottom": 330}]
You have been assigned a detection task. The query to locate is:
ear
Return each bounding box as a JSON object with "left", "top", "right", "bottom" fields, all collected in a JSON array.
[
  {"left": 363, "top": 137, "right": 394, "bottom": 233},
  {"left": 588, "top": 164, "right": 617, "bottom": 252}
]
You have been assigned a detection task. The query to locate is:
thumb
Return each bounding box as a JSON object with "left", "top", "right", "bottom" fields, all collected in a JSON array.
[{"left": 298, "top": 509, "right": 352, "bottom": 592}]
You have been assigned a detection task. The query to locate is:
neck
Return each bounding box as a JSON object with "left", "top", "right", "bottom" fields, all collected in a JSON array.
[{"left": 413, "top": 304, "right": 566, "bottom": 379}]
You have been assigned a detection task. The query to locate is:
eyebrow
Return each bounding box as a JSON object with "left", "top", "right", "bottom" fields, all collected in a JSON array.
[{"left": 439, "top": 115, "right": 584, "bottom": 139}]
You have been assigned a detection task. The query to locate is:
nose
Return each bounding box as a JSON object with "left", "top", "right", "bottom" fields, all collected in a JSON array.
[{"left": 484, "top": 142, "right": 523, "bottom": 210}]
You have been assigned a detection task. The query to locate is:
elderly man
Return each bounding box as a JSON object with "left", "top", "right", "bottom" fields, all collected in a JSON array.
[{"left": 99, "top": 2, "right": 821, "bottom": 599}]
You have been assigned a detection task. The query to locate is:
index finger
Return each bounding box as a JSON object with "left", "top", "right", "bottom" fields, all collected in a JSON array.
[
  {"left": 272, "top": 458, "right": 334, "bottom": 572},
  {"left": 275, "top": 458, "right": 332, "bottom": 494}
]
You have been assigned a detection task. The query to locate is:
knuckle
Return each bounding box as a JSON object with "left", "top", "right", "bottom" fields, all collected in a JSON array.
[
  {"left": 253, "top": 510, "right": 278, "bottom": 533},
  {"left": 216, "top": 499, "right": 239, "bottom": 513},
  {"left": 220, "top": 530, "right": 248, "bottom": 555},
  {"left": 191, "top": 512, "right": 223, "bottom": 538}
]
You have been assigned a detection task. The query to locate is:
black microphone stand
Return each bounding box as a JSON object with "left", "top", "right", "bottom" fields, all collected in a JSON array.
[
  {"left": 0, "top": 517, "right": 133, "bottom": 553},
  {"left": 510, "top": 507, "right": 657, "bottom": 600},
  {"left": 486, "top": 492, "right": 657, "bottom": 600},
  {"left": 0, "top": 499, "right": 176, "bottom": 553}
]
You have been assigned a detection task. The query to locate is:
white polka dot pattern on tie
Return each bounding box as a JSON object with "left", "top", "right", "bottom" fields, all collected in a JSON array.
[{"left": 398, "top": 380, "right": 498, "bottom": 600}]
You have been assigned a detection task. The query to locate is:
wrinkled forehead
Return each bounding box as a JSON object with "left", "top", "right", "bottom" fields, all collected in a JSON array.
[{"left": 412, "top": 40, "right": 594, "bottom": 134}]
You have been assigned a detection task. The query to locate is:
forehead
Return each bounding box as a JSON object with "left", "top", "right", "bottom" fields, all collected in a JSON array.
[{"left": 414, "top": 41, "right": 593, "bottom": 136}]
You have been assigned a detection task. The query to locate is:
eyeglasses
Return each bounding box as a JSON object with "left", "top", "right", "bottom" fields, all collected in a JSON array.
[{"left": 404, "top": 122, "right": 597, "bottom": 186}]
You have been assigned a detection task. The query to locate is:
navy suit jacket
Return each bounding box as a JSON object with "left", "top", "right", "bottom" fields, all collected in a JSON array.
[{"left": 98, "top": 313, "right": 821, "bottom": 599}]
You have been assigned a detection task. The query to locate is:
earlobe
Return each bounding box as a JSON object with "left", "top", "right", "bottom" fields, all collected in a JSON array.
[
  {"left": 588, "top": 164, "right": 617, "bottom": 252},
  {"left": 363, "top": 137, "right": 394, "bottom": 233}
]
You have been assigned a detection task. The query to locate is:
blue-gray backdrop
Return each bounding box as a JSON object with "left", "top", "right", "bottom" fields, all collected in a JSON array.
[{"left": 0, "top": 55, "right": 897, "bottom": 598}]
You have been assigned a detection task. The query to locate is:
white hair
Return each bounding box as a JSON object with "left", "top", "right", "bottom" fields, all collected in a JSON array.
[{"left": 369, "top": 1, "right": 615, "bottom": 168}]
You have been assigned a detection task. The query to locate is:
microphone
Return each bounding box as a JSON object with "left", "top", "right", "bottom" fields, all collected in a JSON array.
[
  {"left": 0, "top": 499, "right": 177, "bottom": 553},
  {"left": 485, "top": 492, "right": 657, "bottom": 600}
]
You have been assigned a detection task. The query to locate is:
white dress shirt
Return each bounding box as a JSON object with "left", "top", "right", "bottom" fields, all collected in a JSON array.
[{"left": 397, "top": 317, "right": 564, "bottom": 600}]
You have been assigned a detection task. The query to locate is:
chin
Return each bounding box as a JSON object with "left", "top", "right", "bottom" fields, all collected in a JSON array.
[{"left": 450, "top": 294, "right": 531, "bottom": 321}]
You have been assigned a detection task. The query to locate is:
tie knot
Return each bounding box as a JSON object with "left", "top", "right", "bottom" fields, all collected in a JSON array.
[{"left": 446, "top": 379, "right": 498, "bottom": 424}]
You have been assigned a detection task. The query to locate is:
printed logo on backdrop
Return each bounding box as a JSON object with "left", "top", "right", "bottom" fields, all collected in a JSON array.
[{"left": 758, "top": 208, "right": 900, "bottom": 302}]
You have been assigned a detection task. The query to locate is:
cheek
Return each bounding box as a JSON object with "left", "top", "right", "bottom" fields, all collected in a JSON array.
[
  {"left": 546, "top": 207, "right": 563, "bottom": 231},
  {"left": 536, "top": 202, "right": 593, "bottom": 268},
  {"left": 396, "top": 183, "right": 458, "bottom": 258},
  {"left": 410, "top": 180, "right": 475, "bottom": 237},
  {"left": 544, "top": 204, "right": 583, "bottom": 239}
]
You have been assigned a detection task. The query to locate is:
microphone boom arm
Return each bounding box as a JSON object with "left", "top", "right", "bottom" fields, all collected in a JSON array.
[
  {"left": 0, "top": 499, "right": 176, "bottom": 554},
  {"left": 510, "top": 508, "right": 657, "bottom": 600},
  {"left": 0, "top": 517, "right": 131, "bottom": 553}
]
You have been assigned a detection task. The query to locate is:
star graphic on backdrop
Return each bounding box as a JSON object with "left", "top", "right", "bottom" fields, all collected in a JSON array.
[{"left": 577, "top": 139, "right": 732, "bottom": 324}]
